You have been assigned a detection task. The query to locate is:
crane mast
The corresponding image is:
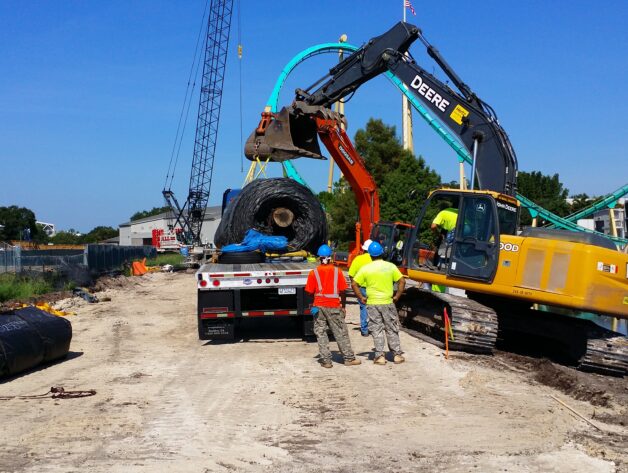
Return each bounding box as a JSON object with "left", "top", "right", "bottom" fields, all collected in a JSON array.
[{"left": 164, "top": 0, "right": 233, "bottom": 246}]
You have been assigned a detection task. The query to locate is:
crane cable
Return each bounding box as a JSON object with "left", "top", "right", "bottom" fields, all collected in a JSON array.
[
  {"left": 237, "top": 0, "right": 244, "bottom": 173},
  {"left": 164, "top": 1, "right": 211, "bottom": 191}
]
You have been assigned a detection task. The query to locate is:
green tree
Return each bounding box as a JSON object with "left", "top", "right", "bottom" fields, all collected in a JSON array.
[
  {"left": 569, "top": 193, "right": 604, "bottom": 215},
  {"left": 0, "top": 206, "right": 39, "bottom": 241},
  {"left": 322, "top": 118, "right": 441, "bottom": 247},
  {"left": 354, "top": 119, "right": 403, "bottom": 185},
  {"left": 379, "top": 154, "right": 441, "bottom": 223},
  {"left": 50, "top": 231, "right": 81, "bottom": 245},
  {"left": 80, "top": 226, "right": 118, "bottom": 243},
  {"left": 316, "top": 191, "right": 335, "bottom": 211},
  {"left": 33, "top": 224, "right": 51, "bottom": 244},
  {"left": 130, "top": 206, "right": 170, "bottom": 221},
  {"left": 517, "top": 171, "right": 570, "bottom": 226},
  {"left": 325, "top": 180, "right": 359, "bottom": 248}
]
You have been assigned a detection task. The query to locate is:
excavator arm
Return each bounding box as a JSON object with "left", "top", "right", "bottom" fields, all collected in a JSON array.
[
  {"left": 285, "top": 103, "right": 380, "bottom": 243},
  {"left": 313, "top": 111, "right": 380, "bottom": 242},
  {"left": 245, "top": 21, "right": 518, "bottom": 196},
  {"left": 384, "top": 49, "right": 518, "bottom": 195}
]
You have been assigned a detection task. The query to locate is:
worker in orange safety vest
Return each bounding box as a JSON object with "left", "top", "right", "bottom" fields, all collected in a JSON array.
[{"left": 305, "top": 244, "right": 361, "bottom": 368}]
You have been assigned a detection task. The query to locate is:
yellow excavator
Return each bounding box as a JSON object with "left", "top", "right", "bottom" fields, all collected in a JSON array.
[{"left": 245, "top": 22, "right": 627, "bottom": 374}]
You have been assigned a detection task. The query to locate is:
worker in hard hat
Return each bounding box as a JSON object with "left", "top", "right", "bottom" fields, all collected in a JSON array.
[
  {"left": 431, "top": 206, "right": 458, "bottom": 267},
  {"left": 351, "top": 241, "right": 406, "bottom": 365},
  {"left": 305, "top": 244, "right": 361, "bottom": 368},
  {"left": 391, "top": 228, "right": 407, "bottom": 265},
  {"left": 348, "top": 239, "right": 373, "bottom": 337}
]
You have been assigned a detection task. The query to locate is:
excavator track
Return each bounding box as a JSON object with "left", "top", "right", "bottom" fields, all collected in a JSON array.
[
  {"left": 576, "top": 325, "right": 628, "bottom": 376},
  {"left": 397, "top": 287, "right": 627, "bottom": 376},
  {"left": 495, "top": 304, "right": 628, "bottom": 377},
  {"left": 396, "top": 287, "right": 498, "bottom": 354}
]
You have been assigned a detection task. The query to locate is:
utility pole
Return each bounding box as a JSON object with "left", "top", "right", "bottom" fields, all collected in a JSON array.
[
  {"left": 401, "top": 3, "right": 414, "bottom": 153},
  {"left": 327, "top": 34, "right": 347, "bottom": 193}
]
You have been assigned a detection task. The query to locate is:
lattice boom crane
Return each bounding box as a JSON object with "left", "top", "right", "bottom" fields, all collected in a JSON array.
[{"left": 163, "top": 0, "right": 233, "bottom": 246}]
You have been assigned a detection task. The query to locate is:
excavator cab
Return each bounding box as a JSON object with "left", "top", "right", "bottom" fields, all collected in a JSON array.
[
  {"left": 370, "top": 222, "right": 413, "bottom": 265},
  {"left": 405, "top": 189, "right": 518, "bottom": 283}
]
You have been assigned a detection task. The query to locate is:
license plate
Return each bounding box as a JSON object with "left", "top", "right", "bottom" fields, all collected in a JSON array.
[{"left": 278, "top": 287, "right": 296, "bottom": 295}]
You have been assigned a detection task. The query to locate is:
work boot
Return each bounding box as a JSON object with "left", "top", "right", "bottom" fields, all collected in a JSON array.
[
  {"left": 393, "top": 354, "right": 405, "bottom": 364},
  {"left": 320, "top": 360, "right": 333, "bottom": 369},
  {"left": 373, "top": 355, "right": 386, "bottom": 365},
  {"left": 344, "top": 358, "right": 362, "bottom": 366}
]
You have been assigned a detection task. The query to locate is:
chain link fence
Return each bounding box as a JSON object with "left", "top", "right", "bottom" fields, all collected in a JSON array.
[
  {"left": 0, "top": 243, "right": 156, "bottom": 275},
  {"left": 19, "top": 249, "right": 85, "bottom": 273},
  {"left": 0, "top": 243, "right": 20, "bottom": 273},
  {"left": 85, "top": 245, "right": 156, "bottom": 273}
]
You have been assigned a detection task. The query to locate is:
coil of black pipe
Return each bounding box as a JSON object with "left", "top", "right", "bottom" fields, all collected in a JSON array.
[
  {"left": 214, "top": 178, "right": 327, "bottom": 254},
  {"left": 0, "top": 307, "right": 72, "bottom": 378}
]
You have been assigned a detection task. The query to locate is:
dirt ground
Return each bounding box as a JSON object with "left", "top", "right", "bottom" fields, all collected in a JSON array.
[{"left": 0, "top": 271, "right": 626, "bottom": 473}]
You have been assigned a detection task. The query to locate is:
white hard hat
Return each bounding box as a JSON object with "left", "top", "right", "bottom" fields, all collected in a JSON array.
[{"left": 362, "top": 239, "right": 373, "bottom": 251}]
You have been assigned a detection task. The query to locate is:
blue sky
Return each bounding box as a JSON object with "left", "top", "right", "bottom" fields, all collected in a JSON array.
[{"left": 1, "top": 1, "right": 627, "bottom": 231}]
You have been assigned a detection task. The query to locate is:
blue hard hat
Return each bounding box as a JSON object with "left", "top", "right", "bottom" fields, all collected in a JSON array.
[
  {"left": 368, "top": 241, "right": 384, "bottom": 257},
  {"left": 317, "top": 244, "right": 332, "bottom": 257}
]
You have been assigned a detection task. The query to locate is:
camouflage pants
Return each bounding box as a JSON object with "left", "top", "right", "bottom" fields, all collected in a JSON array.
[
  {"left": 313, "top": 307, "right": 356, "bottom": 363},
  {"left": 367, "top": 304, "right": 402, "bottom": 358}
]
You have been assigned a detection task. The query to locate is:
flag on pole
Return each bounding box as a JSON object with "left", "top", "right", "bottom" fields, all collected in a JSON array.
[{"left": 405, "top": 0, "right": 416, "bottom": 16}]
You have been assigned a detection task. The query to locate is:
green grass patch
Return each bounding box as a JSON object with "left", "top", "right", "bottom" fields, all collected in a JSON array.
[
  {"left": 63, "top": 280, "right": 77, "bottom": 291},
  {"left": 145, "top": 253, "right": 185, "bottom": 267},
  {"left": 0, "top": 273, "right": 54, "bottom": 303}
]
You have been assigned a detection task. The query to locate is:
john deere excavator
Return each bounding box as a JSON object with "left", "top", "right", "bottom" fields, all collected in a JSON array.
[{"left": 245, "top": 22, "right": 628, "bottom": 374}]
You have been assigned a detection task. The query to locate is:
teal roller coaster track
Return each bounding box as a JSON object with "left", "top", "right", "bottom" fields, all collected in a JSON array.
[{"left": 264, "top": 43, "right": 627, "bottom": 247}]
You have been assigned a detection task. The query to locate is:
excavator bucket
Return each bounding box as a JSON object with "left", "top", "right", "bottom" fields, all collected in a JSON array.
[{"left": 244, "top": 105, "right": 325, "bottom": 162}]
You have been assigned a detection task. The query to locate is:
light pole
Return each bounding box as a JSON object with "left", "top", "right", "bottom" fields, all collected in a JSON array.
[{"left": 327, "top": 34, "right": 348, "bottom": 193}]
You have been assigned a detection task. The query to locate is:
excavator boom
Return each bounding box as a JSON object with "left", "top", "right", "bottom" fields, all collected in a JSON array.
[{"left": 245, "top": 21, "right": 517, "bottom": 195}]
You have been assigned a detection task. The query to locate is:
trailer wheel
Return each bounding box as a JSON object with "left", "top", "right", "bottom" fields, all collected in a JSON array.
[{"left": 218, "top": 251, "right": 265, "bottom": 264}]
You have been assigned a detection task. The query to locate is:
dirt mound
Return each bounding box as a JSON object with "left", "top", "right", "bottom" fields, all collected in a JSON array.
[
  {"left": 532, "top": 359, "right": 613, "bottom": 407},
  {"left": 493, "top": 352, "right": 627, "bottom": 412},
  {"left": 92, "top": 274, "right": 142, "bottom": 292}
]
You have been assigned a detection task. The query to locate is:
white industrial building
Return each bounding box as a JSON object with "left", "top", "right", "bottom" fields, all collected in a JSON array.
[
  {"left": 576, "top": 198, "right": 627, "bottom": 240},
  {"left": 118, "top": 206, "right": 221, "bottom": 247},
  {"left": 592, "top": 207, "right": 626, "bottom": 239}
]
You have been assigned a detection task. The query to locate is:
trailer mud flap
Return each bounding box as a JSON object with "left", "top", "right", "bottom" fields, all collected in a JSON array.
[
  {"left": 199, "top": 319, "right": 235, "bottom": 341},
  {"left": 302, "top": 314, "right": 314, "bottom": 338}
]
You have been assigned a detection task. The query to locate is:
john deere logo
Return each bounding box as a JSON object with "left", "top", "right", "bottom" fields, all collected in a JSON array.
[{"left": 623, "top": 296, "right": 628, "bottom": 305}]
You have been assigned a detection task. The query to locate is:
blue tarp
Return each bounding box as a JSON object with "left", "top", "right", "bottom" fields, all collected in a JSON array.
[{"left": 221, "top": 229, "right": 288, "bottom": 253}]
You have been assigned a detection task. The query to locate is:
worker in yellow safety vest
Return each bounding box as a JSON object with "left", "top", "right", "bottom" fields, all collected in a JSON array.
[
  {"left": 431, "top": 207, "right": 458, "bottom": 267},
  {"left": 351, "top": 241, "right": 406, "bottom": 365},
  {"left": 348, "top": 239, "right": 373, "bottom": 336}
]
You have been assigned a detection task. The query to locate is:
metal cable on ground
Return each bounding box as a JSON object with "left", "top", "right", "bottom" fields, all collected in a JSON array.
[
  {"left": 0, "top": 386, "right": 96, "bottom": 400},
  {"left": 164, "top": 0, "right": 211, "bottom": 190},
  {"left": 214, "top": 178, "right": 327, "bottom": 253}
]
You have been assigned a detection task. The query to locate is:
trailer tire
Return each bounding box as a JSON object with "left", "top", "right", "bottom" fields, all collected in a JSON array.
[{"left": 218, "top": 250, "right": 265, "bottom": 264}]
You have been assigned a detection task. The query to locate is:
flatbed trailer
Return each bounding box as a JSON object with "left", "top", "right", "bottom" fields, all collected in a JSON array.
[{"left": 196, "top": 261, "right": 318, "bottom": 340}]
